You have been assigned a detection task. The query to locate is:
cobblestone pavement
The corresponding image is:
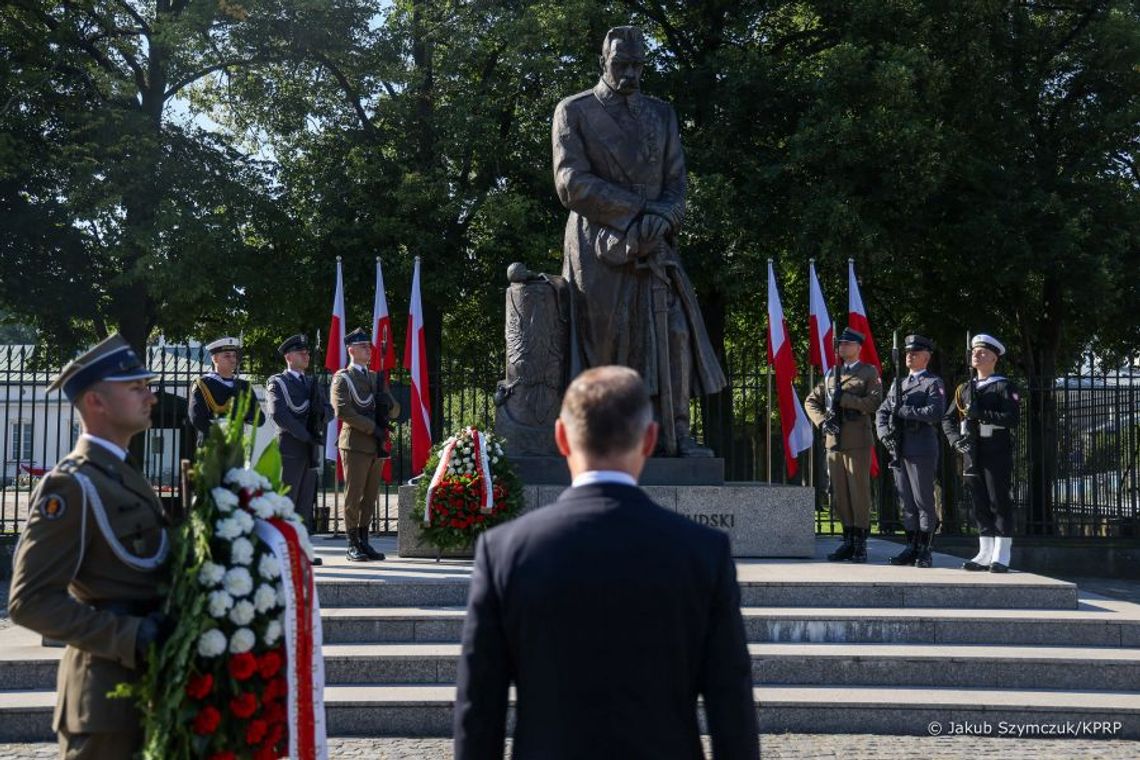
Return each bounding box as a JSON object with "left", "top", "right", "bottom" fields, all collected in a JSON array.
[{"left": 3, "top": 736, "right": 1140, "bottom": 758}]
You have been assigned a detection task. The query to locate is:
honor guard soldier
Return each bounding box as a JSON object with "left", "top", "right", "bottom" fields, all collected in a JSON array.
[
  {"left": 331, "top": 328, "right": 399, "bottom": 562},
  {"left": 876, "top": 334, "right": 946, "bottom": 567},
  {"left": 942, "top": 334, "right": 1021, "bottom": 572},
  {"left": 266, "top": 334, "right": 333, "bottom": 564},
  {"left": 9, "top": 334, "right": 171, "bottom": 758},
  {"left": 805, "top": 327, "right": 883, "bottom": 562},
  {"left": 188, "top": 336, "right": 260, "bottom": 446}
]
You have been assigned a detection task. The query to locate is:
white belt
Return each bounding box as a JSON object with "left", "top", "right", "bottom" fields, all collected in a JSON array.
[{"left": 979, "top": 423, "right": 1006, "bottom": 438}]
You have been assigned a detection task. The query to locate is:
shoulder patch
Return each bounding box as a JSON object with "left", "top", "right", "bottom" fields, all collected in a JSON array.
[{"left": 38, "top": 493, "right": 67, "bottom": 520}]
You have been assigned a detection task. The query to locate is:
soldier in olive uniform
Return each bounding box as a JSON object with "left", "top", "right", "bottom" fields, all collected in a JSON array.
[
  {"left": 332, "top": 328, "right": 399, "bottom": 562},
  {"left": 805, "top": 328, "right": 883, "bottom": 562},
  {"left": 8, "top": 334, "right": 170, "bottom": 759},
  {"left": 942, "top": 334, "right": 1021, "bottom": 573},
  {"left": 876, "top": 334, "right": 946, "bottom": 568},
  {"left": 188, "top": 336, "right": 260, "bottom": 446},
  {"left": 266, "top": 334, "right": 332, "bottom": 562}
]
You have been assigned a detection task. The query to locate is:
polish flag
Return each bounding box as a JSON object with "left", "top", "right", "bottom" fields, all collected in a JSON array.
[
  {"left": 767, "top": 260, "right": 813, "bottom": 477},
  {"left": 325, "top": 258, "right": 347, "bottom": 468},
  {"left": 403, "top": 257, "right": 432, "bottom": 475},
  {"left": 808, "top": 261, "right": 834, "bottom": 376},
  {"left": 371, "top": 257, "right": 396, "bottom": 483},
  {"left": 848, "top": 258, "right": 881, "bottom": 476}
]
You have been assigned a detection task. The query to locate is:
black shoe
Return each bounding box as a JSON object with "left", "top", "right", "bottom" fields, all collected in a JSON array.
[
  {"left": 346, "top": 529, "right": 369, "bottom": 562},
  {"left": 989, "top": 562, "right": 1009, "bottom": 573},
  {"left": 851, "top": 528, "right": 867, "bottom": 564},
  {"left": 359, "top": 528, "right": 386, "bottom": 561},
  {"left": 827, "top": 529, "right": 855, "bottom": 562},
  {"left": 888, "top": 532, "right": 918, "bottom": 566},
  {"left": 311, "top": 556, "right": 323, "bottom": 566},
  {"left": 962, "top": 560, "right": 989, "bottom": 572}
]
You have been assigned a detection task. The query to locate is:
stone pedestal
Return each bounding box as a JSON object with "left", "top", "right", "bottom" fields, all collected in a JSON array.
[{"left": 397, "top": 481, "right": 814, "bottom": 559}]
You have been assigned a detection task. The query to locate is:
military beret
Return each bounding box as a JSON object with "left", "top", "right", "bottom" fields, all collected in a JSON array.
[
  {"left": 904, "top": 334, "right": 934, "bottom": 352},
  {"left": 972, "top": 333, "right": 1005, "bottom": 356},
  {"left": 48, "top": 333, "right": 155, "bottom": 403},
  {"left": 206, "top": 336, "right": 241, "bottom": 354},
  {"left": 278, "top": 334, "right": 308, "bottom": 356},
  {"left": 837, "top": 327, "right": 865, "bottom": 345},
  {"left": 344, "top": 327, "right": 370, "bottom": 345}
]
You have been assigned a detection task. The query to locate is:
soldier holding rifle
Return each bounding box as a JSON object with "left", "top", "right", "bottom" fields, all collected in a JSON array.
[
  {"left": 188, "top": 336, "right": 260, "bottom": 446},
  {"left": 266, "top": 333, "right": 333, "bottom": 564},
  {"left": 876, "top": 333, "right": 946, "bottom": 568},
  {"left": 943, "top": 333, "right": 1021, "bottom": 572},
  {"left": 805, "top": 328, "right": 882, "bottom": 562}
]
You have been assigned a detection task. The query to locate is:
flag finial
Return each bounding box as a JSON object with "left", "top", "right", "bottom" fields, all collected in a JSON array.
[{"left": 336, "top": 255, "right": 342, "bottom": 262}]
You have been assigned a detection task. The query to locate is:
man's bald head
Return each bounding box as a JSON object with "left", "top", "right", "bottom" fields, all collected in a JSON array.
[{"left": 559, "top": 366, "right": 652, "bottom": 458}]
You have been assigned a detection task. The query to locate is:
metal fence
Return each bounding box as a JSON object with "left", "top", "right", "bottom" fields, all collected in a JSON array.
[{"left": 2, "top": 343, "right": 1137, "bottom": 539}]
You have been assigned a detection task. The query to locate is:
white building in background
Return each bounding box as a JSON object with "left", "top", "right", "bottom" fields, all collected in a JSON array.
[{"left": 1, "top": 343, "right": 273, "bottom": 487}]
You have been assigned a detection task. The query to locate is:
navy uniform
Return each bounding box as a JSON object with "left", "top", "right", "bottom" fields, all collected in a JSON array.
[
  {"left": 942, "top": 334, "right": 1021, "bottom": 572},
  {"left": 266, "top": 334, "right": 332, "bottom": 554},
  {"left": 331, "top": 328, "right": 399, "bottom": 562},
  {"left": 188, "top": 336, "right": 259, "bottom": 446},
  {"left": 804, "top": 328, "right": 883, "bottom": 562},
  {"left": 875, "top": 334, "right": 946, "bottom": 567},
  {"left": 8, "top": 334, "right": 170, "bottom": 759}
]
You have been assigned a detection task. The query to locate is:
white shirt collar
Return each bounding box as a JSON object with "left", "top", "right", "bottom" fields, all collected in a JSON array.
[
  {"left": 80, "top": 433, "right": 127, "bottom": 462},
  {"left": 288, "top": 369, "right": 304, "bottom": 380},
  {"left": 571, "top": 470, "right": 638, "bottom": 488},
  {"left": 844, "top": 360, "right": 861, "bottom": 371},
  {"left": 351, "top": 363, "right": 368, "bottom": 373},
  {"left": 908, "top": 370, "right": 927, "bottom": 378}
]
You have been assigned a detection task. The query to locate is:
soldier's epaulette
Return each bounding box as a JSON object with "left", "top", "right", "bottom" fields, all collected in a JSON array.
[{"left": 55, "top": 457, "right": 85, "bottom": 475}]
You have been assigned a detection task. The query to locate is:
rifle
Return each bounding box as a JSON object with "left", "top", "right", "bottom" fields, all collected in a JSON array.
[
  {"left": 955, "top": 331, "right": 980, "bottom": 477},
  {"left": 822, "top": 335, "right": 843, "bottom": 450},
  {"left": 883, "top": 330, "right": 903, "bottom": 469},
  {"left": 306, "top": 330, "right": 326, "bottom": 468}
]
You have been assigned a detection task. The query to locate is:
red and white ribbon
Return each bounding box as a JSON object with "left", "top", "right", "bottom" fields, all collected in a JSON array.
[{"left": 424, "top": 427, "right": 493, "bottom": 525}]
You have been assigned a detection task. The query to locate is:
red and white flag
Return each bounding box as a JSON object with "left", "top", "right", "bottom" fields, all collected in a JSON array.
[
  {"left": 847, "top": 258, "right": 882, "bottom": 476},
  {"left": 808, "top": 261, "right": 834, "bottom": 376},
  {"left": 767, "top": 260, "right": 813, "bottom": 477},
  {"left": 370, "top": 257, "right": 396, "bottom": 484},
  {"left": 324, "top": 258, "right": 347, "bottom": 467},
  {"left": 404, "top": 257, "right": 432, "bottom": 475}
]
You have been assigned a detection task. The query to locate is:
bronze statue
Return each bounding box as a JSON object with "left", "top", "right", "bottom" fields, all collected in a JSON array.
[{"left": 552, "top": 26, "right": 726, "bottom": 456}]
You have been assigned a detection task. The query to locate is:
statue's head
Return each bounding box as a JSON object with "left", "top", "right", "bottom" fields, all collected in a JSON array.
[{"left": 599, "top": 26, "right": 646, "bottom": 96}]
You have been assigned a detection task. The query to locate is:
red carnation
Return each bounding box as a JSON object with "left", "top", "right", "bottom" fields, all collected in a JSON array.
[
  {"left": 229, "top": 691, "right": 258, "bottom": 719},
  {"left": 246, "top": 718, "right": 269, "bottom": 745},
  {"left": 264, "top": 676, "right": 287, "bottom": 702},
  {"left": 228, "top": 651, "right": 257, "bottom": 681},
  {"left": 267, "top": 721, "right": 286, "bottom": 746},
  {"left": 263, "top": 700, "right": 286, "bottom": 725},
  {"left": 253, "top": 744, "right": 278, "bottom": 760},
  {"left": 257, "top": 650, "right": 283, "bottom": 679},
  {"left": 238, "top": 488, "right": 252, "bottom": 507},
  {"left": 192, "top": 705, "right": 221, "bottom": 736},
  {"left": 185, "top": 673, "right": 213, "bottom": 700},
  {"left": 208, "top": 752, "right": 236, "bottom": 760}
]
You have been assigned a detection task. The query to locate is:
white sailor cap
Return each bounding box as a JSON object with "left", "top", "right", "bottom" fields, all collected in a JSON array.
[
  {"left": 971, "top": 333, "right": 1005, "bottom": 356},
  {"left": 206, "top": 336, "right": 242, "bottom": 354}
]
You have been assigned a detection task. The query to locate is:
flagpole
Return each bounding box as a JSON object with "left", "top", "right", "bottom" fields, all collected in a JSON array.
[{"left": 767, "top": 258, "right": 773, "bottom": 484}]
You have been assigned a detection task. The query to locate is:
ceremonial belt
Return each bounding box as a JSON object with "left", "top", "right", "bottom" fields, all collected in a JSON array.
[
  {"left": 195, "top": 377, "right": 232, "bottom": 416},
  {"left": 91, "top": 599, "right": 162, "bottom": 615}
]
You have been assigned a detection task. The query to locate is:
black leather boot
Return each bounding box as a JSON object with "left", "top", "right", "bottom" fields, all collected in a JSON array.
[
  {"left": 359, "top": 527, "right": 386, "bottom": 561},
  {"left": 851, "top": 527, "right": 868, "bottom": 563},
  {"left": 345, "top": 528, "right": 369, "bottom": 562},
  {"left": 914, "top": 531, "right": 933, "bottom": 568},
  {"left": 827, "top": 528, "right": 855, "bottom": 562},
  {"left": 888, "top": 531, "right": 919, "bottom": 566}
]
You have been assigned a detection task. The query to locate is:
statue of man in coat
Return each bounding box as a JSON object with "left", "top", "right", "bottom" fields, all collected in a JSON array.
[{"left": 552, "top": 25, "right": 726, "bottom": 457}]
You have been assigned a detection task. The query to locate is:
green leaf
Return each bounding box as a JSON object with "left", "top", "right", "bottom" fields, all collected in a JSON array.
[{"left": 254, "top": 437, "right": 284, "bottom": 492}]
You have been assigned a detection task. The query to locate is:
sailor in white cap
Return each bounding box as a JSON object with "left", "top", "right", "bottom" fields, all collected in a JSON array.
[
  {"left": 942, "top": 333, "right": 1021, "bottom": 572},
  {"left": 9, "top": 333, "right": 171, "bottom": 757},
  {"left": 187, "top": 336, "right": 260, "bottom": 446}
]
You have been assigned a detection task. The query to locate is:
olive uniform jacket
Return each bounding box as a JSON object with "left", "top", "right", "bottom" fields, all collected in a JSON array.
[
  {"left": 331, "top": 366, "right": 398, "bottom": 455},
  {"left": 804, "top": 362, "right": 883, "bottom": 451},
  {"left": 8, "top": 438, "right": 168, "bottom": 734}
]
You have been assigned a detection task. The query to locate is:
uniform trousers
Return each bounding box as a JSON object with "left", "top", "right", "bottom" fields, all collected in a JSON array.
[
  {"left": 894, "top": 455, "right": 938, "bottom": 533},
  {"left": 969, "top": 438, "right": 1014, "bottom": 537},
  {"left": 340, "top": 448, "right": 382, "bottom": 531},
  {"left": 59, "top": 725, "right": 142, "bottom": 759},
  {"left": 827, "top": 446, "right": 872, "bottom": 530},
  {"left": 281, "top": 454, "right": 318, "bottom": 531}
]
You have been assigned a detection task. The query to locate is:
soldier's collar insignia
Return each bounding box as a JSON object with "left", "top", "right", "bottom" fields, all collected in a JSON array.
[{"left": 39, "top": 494, "right": 67, "bottom": 520}]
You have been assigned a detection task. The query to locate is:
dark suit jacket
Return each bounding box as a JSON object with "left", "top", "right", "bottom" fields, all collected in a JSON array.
[
  {"left": 266, "top": 371, "right": 332, "bottom": 460},
  {"left": 454, "top": 482, "right": 758, "bottom": 760}
]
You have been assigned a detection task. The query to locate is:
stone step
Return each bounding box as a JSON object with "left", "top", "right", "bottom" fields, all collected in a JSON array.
[
  {"left": 3, "top": 685, "right": 1138, "bottom": 741},
  {"left": 319, "top": 601, "right": 1140, "bottom": 646},
  {"left": 7, "top": 638, "right": 1139, "bottom": 692}
]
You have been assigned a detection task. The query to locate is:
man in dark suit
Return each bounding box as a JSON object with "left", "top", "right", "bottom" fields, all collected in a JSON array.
[{"left": 454, "top": 366, "right": 758, "bottom": 760}]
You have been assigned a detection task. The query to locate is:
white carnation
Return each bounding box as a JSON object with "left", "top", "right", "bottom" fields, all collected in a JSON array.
[
  {"left": 230, "top": 537, "right": 255, "bottom": 565},
  {"left": 210, "top": 487, "right": 239, "bottom": 512},
  {"left": 264, "top": 619, "right": 283, "bottom": 646},
  {"left": 258, "top": 553, "right": 281, "bottom": 580},
  {"left": 229, "top": 627, "right": 255, "bottom": 654},
  {"left": 215, "top": 517, "right": 243, "bottom": 540},
  {"left": 228, "top": 599, "right": 255, "bottom": 626},
  {"left": 224, "top": 467, "right": 261, "bottom": 490},
  {"left": 207, "top": 589, "right": 234, "bottom": 618},
  {"left": 197, "top": 561, "right": 225, "bottom": 587},
  {"left": 233, "top": 510, "right": 255, "bottom": 534},
  {"left": 254, "top": 583, "right": 279, "bottom": 613},
  {"left": 248, "top": 495, "right": 276, "bottom": 520},
  {"left": 223, "top": 566, "right": 254, "bottom": 598},
  {"left": 197, "top": 629, "right": 226, "bottom": 658}
]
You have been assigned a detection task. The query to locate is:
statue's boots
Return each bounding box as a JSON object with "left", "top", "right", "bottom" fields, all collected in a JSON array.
[
  {"left": 827, "top": 528, "right": 856, "bottom": 562},
  {"left": 888, "top": 531, "right": 919, "bottom": 566}
]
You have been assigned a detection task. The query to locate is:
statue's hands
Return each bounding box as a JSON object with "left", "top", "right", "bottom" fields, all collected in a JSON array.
[
  {"left": 644, "top": 201, "right": 675, "bottom": 231},
  {"left": 638, "top": 213, "right": 670, "bottom": 245}
]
